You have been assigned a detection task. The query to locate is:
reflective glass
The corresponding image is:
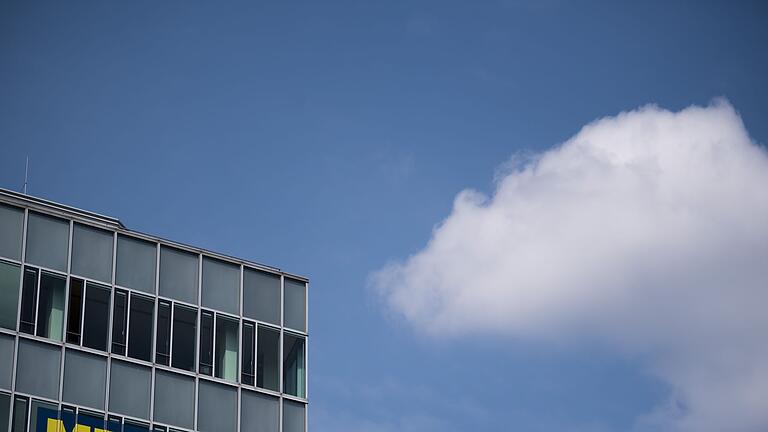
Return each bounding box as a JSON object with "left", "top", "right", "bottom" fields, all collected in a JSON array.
[
  {"left": 83, "top": 282, "right": 110, "bottom": 351},
  {"left": 71, "top": 223, "right": 113, "bottom": 282},
  {"left": 128, "top": 295, "right": 153, "bottom": 362},
  {"left": 0, "top": 204, "right": 23, "bottom": 261},
  {"left": 171, "top": 305, "right": 196, "bottom": 372},
  {"left": 202, "top": 257, "right": 239, "bottom": 315},
  {"left": 0, "top": 334, "right": 13, "bottom": 390},
  {"left": 282, "top": 400, "right": 306, "bottom": 432},
  {"left": 283, "top": 334, "right": 306, "bottom": 398},
  {"left": 155, "top": 301, "right": 171, "bottom": 366},
  {"left": 0, "top": 261, "right": 20, "bottom": 330},
  {"left": 241, "top": 391, "right": 279, "bottom": 432},
  {"left": 284, "top": 278, "right": 306, "bottom": 332},
  {"left": 29, "top": 400, "right": 58, "bottom": 432},
  {"left": 197, "top": 381, "right": 236, "bottom": 432},
  {"left": 159, "top": 247, "right": 198, "bottom": 305},
  {"left": 66, "top": 278, "right": 84, "bottom": 344},
  {"left": 11, "top": 397, "right": 26, "bottom": 432},
  {"left": 109, "top": 360, "right": 151, "bottom": 420},
  {"left": 153, "top": 370, "right": 194, "bottom": 429},
  {"left": 111, "top": 290, "right": 128, "bottom": 355},
  {"left": 63, "top": 350, "right": 107, "bottom": 410},
  {"left": 0, "top": 392, "right": 9, "bottom": 432},
  {"left": 15, "top": 339, "right": 61, "bottom": 400},
  {"left": 199, "top": 311, "right": 213, "bottom": 376},
  {"left": 36, "top": 271, "right": 65, "bottom": 342},
  {"left": 116, "top": 235, "right": 156, "bottom": 294},
  {"left": 243, "top": 269, "right": 280, "bottom": 325},
  {"left": 19, "top": 267, "right": 37, "bottom": 334},
  {"left": 25, "top": 212, "right": 69, "bottom": 272},
  {"left": 242, "top": 322, "right": 254, "bottom": 386},
  {"left": 257, "top": 326, "right": 279, "bottom": 392},
  {"left": 215, "top": 316, "right": 238, "bottom": 382}
]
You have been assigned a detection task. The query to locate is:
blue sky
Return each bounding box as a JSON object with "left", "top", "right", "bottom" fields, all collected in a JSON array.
[{"left": 1, "top": 1, "right": 767, "bottom": 431}]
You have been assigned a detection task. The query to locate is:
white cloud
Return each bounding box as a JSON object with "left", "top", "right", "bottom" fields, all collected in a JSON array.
[{"left": 372, "top": 100, "right": 768, "bottom": 432}]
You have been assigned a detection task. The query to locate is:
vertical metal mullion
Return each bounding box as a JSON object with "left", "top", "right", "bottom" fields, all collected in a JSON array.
[
  {"left": 125, "top": 293, "right": 132, "bottom": 357},
  {"left": 79, "top": 282, "right": 87, "bottom": 345},
  {"left": 237, "top": 263, "right": 244, "bottom": 432},
  {"left": 33, "top": 267, "right": 41, "bottom": 337},
  {"left": 168, "top": 301, "right": 175, "bottom": 367},
  {"left": 105, "top": 231, "right": 118, "bottom": 414},
  {"left": 8, "top": 208, "right": 28, "bottom": 432},
  {"left": 150, "top": 242, "right": 161, "bottom": 426},
  {"left": 194, "top": 253, "right": 202, "bottom": 431},
  {"left": 279, "top": 274, "right": 285, "bottom": 432}
]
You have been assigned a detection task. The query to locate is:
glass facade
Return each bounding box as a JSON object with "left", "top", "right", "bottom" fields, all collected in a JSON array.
[{"left": 0, "top": 191, "right": 308, "bottom": 432}]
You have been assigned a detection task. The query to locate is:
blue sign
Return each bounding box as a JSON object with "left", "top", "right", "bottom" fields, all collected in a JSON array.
[{"left": 36, "top": 407, "right": 149, "bottom": 432}]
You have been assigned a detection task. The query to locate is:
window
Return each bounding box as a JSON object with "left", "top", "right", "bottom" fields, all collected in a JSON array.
[
  {"left": 0, "top": 261, "right": 20, "bottom": 330},
  {"left": 83, "top": 282, "right": 111, "bottom": 351},
  {"left": 0, "top": 335, "right": 14, "bottom": 389},
  {"left": 25, "top": 212, "right": 69, "bottom": 272},
  {"left": 199, "top": 311, "right": 213, "bottom": 376},
  {"left": 257, "top": 326, "right": 279, "bottom": 391},
  {"left": 153, "top": 370, "right": 194, "bottom": 430},
  {"left": 63, "top": 350, "right": 107, "bottom": 410},
  {"left": 36, "top": 271, "right": 66, "bottom": 342},
  {"left": 19, "top": 267, "right": 37, "bottom": 334},
  {"left": 128, "top": 295, "right": 154, "bottom": 362},
  {"left": 197, "top": 381, "right": 237, "bottom": 432},
  {"left": 159, "top": 247, "right": 198, "bottom": 305},
  {"left": 202, "top": 257, "right": 239, "bottom": 315},
  {"left": 284, "top": 278, "right": 307, "bottom": 332},
  {"left": 112, "top": 290, "right": 128, "bottom": 355},
  {"left": 171, "top": 305, "right": 196, "bottom": 372},
  {"left": 242, "top": 322, "right": 255, "bottom": 385},
  {"left": 11, "top": 396, "right": 27, "bottom": 432},
  {"left": 215, "top": 316, "right": 239, "bottom": 382},
  {"left": 116, "top": 235, "right": 156, "bottom": 294},
  {"left": 15, "top": 339, "right": 61, "bottom": 400},
  {"left": 0, "top": 392, "right": 10, "bottom": 432},
  {"left": 241, "top": 391, "right": 279, "bottom": 432},
  {"left": 283, "top": 334, "right": 306, "bottom": 398},
  {"left": 29, "top": 400, "right": 58, "bottom": 432},
  {"left": 243, "top": 268, "right": 280, "bottom": 325},
  {"left": 0, "top": 204, "right": 23, "bottom": 261},
  {"left": 71, "top": 223, "right": 114, "bottom": 283},
  {"left": 109, "top": 360, "right": 151, "bottom": 420},
  {"left": 155, "top": 301, "right": 171, "bottom": 365},
  {"left": 282, "top": 400, "right": 306, "bottom": 432},
  {"left": 66, "top": 278, "right": 84, "bottom": 344}
]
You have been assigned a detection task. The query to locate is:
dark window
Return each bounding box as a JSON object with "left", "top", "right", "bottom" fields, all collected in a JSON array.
[
  {"left": 156, "top": 301, "right": 171, "bottom": 365},
  {"left": 11, "top": 396, "right": 28, "bottom": 432},
  {"left": 283, "top": 334, "right": 306, "bottom": 398},
  {"left": 37, "top": 271, "right": 66, "bottom": 342},
  {"left": 83, "top": 282, "right": 111, "bottom": 351},
  {"left": 172, "top": 305, "right": 196, "bottom": 372},
  {"left": 67, "top": 278, "right": 84, "bottom": 344},
  {"left": 242, "top": 322, "right": 255, "bottom": 385},
  {"left": 112, "top": 290, "right": 128, "bottom": 355},
  {"left": 257, "top": 326, "right": 279, "bottom": 391},
  {"left": 215, "top": 316, "right": 239, "bottom": 382},
  {"left": 199, "top": 311, "right": 213, "bottom": 376},
  {"left": 19, "top": 267, "right": 38, "bottom": 334},
  {"left": 128, "top": 295, "right": 154, "bottom": 362}
]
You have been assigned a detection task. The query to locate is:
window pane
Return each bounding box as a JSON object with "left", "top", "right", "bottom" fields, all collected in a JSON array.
[
  {"left": 282, "top": 400, "right": 306, "bottom": 432},
  {"left": 11, "top": 397, "right": 26, "bottom": 432},
  {"left": 19, "top": 267, "right": 37, "bottom": 334},
  {"left": 71, "top": 224, "right": 113, "bottom": 283},
  {"left": 25, "top": 212, "right": 69, "bottom": 272},
  {"left": 112, "top": 290, "right": 128, "bottom": 355},
  {"left": 83, "top": 282, "right": 110, "bottom": 351},
  {"left": 0, "top": 204, "right": 23, "bottom": 262},
  {"left": 116, "top": 235, "right": 156, "bottom": 294},
  {"left": 159, "top": 247, "right": 198, "bottom": 305},
  {"left": 0, "top": 334, "right": 14, "bottom": 390},
  {"left": 153, "top": 370, "right": 194, "bottom": 430},
  {"left": 0, "top": 393, "right": 10, "bottom": 432},
  {"left": 197, "top": 381, "right": 237, "bottom": 432},
  {"left": 171, "top": 305, "right": 196, "bottom": 372},
  {"left": 256, "top": 326, "right": 279, "bottom": 392},
  {"left": 15, "top": 339, "right": 61, "bottom": 400},
  {"left": 243, "top": 269, "right": 280, "bottom": 325},
  {"left": 63, "top": 350, "right": 107, "bottom": 410},
  {"left": 128, "top": 295, "right": 154, "bottom": 362},
  {"left": 214, "top": 316, "right": 238, "bottom": 382},
  {"left": 109, "top": 360, "right": 151, "bottom": 420},
  {"left": 199, "top": 311, "right": 213, "bottom": 376},
  {"left": 36, "top": 271, "right": 66, "bottom": 342},
  {"left": 66, "top": 278, "right": 84, "bottom": 344},
  {"left": 283, "top": 334, "right": 306, "bottom": 398},
  {"left": 0, "top": 261, "right": 20, "bottom": 330},
  {"left": 241, "top": 391, "right": 279, "bottom": 432},
  {"left": 77, "top": 411, "right": 106, "bottom": 430},
  {"left": 29, "top": 400, "right": 58, "bottom": 432},
  {"left": 155, "top": 301, "right": 171, "bottom": 366},
  {"left": 284, "top": 278, "right": 306, "bottom": 332},
  {"left": 201, "top": 258, "right": 239, "bottom": 315},
  {"left": 241, "top": 322, "right": 254, "bottom": 386}
]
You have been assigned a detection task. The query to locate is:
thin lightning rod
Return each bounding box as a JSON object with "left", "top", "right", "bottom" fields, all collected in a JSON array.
[{"left": 23, "top": 156, "right": 29, "bottom": 195}]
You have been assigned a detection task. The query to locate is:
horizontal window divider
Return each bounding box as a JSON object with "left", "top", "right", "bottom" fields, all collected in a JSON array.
[
  {"left": 153, "top": 364, "right": 197, "bottom": 379},
  {"left": 281, "top": 394, "right": 309, "bottom": 404},
  {"left": 63, "top": 344, "right": 110, "bottom": 359},
  {"left": 197, "top": 374, "right": 240, "bottom": 389},
  {"left": 0, "top": 256, "right": 23, "bottom": 266},
  {"left": 21, "top": 263, "right": 68, "bottom": 277},
  {"left": 16, "top": 332, "right": 65, "bottom": 347}
]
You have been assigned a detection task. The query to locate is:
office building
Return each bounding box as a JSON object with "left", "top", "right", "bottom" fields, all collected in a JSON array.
[{"left": 0, "top": 188, "right": 308, "bottom": 432}]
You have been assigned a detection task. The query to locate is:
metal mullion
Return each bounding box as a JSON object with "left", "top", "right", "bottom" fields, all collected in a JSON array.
[
  {"left": 279, "top": 275, "right": 284, "bottom": 395},
  {"left": 305, "top": 280, "right": 309, "bottom": 405},
  {"left": 168, "top": 301, "right": 175, "bottom": 367},
  {"left": 237, "top": 264, "right": 243, "bottom": 431},
  {"left": 212, "top": 313, "right": 217, "bottom": 379},
  {"left": 79, "top": 281, "right": 87, "bottom": 346},
  {"left": 149, "top": 366, "right": 156, "bottom": 425},
  {"left": 33, "top": 266, "right": 41, "bottom": 337},
  {"left": 125, "top": 293, "right": 132, "bottom": 357},
  {"left": 14, "top": 209, "right": 27, "bottom": 333},
  {"left": 105, "top": 231, "right": 118, "bottom": 415}
]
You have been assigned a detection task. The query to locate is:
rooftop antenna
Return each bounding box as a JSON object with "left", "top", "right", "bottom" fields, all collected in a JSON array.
[{"left": 23, "top": 156, "right": 29, "bottom": 195}]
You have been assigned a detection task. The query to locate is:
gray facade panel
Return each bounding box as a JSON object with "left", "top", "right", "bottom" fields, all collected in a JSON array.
[
  {"left": 63, "top": 349, "right": 107, "bottom": 410},
  {"left": 153, "top": 370, "right": 195, "bottom": 429},
  {"left": 71, "top": 224, "right": 114, "bottom": 283},
  {"left": 0, "top": 204, "right": 23, "bottom": 261},
  {"left": 116, "top": 235, "right": 157, "bottom": 294},
  {"left": 197, "top": 380, "right": 237, "bottom": 432},
  {"left": 241, "top": 390, "right": 279, "bottom": 432},
  {"left": 0, "top": 334, "right": 14, "bottom": 390},
  {"left": 282, "top": 399, "right": 306, "bottom": 432},
  {"left": 159, "top": 247, "right": 198, "bottom": 305},
  {"left": 243, "top": 269, "right": 280, "bottom": 325},
  {"left": 0, "top": 262, "right": 20, "bottom": 330},
  {"left": 109, "top": 360, "right": 152, "bottom": 420},
  {"left": 15, "top": 339, "right": 61, "bottom": 400},
  {"left": 284, "top": 279, "right": 306, "bottom": 332},
  {"left": 25, "top": 212, "right": 69, "bottom": 273},
  {"left": 202, "top": 258, "right": 239, "bottom": 315}
]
